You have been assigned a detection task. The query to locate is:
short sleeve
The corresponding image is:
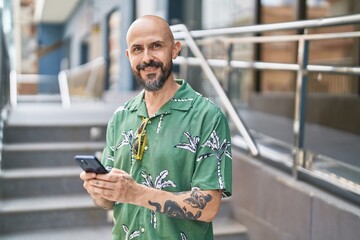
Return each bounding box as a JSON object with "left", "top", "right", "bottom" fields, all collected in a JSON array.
[
  {"left": 191, "top": 110, "right": 232, "bottom": 197},
  {"left": 101, "top": 115, "right": 115, "bottom": 172}
]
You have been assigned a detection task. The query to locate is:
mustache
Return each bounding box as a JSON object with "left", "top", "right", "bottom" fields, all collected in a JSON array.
[{"left": 136, "top": 61, "right": 163, "bottom": 71}]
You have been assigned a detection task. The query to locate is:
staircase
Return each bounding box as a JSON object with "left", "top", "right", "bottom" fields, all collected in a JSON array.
[{"left": 0, "top": 101, "right": 247, "bottom": 240}]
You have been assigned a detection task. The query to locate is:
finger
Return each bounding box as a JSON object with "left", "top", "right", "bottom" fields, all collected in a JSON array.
[
  {"left": 109, "top": 168, "right": 127, "bottom": 174},
  {"left": 95, "top": 173, "right": 112, "bottom": 181},
  {"left": 80, "top": 171, "right": 96, "bottom": 180},
  {"left": 90, "top": 179, "right": 114, "bottom": 190},
  {"left": 91, "top": 184, "right": 114, "bottom": 198},
  {"left": 96, "top": 169, "right": 128, "bottom": 182}
]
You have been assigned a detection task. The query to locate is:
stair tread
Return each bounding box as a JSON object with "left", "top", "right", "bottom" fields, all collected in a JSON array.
[
  {"left": 2, "top": 141, "right": 105, "bottom": 151},
  {"left": 0, "top": 166, "right": 82, "bottom": 179},
  {"left": 1, "top": 225, "right": 113, "bottom": 240},
  {"left": 0, "top": 215, "right": 246, "bottom": 239},
  {"left": 0, "top": 194, "right": 94, "bottom": 213},
  {"left": 0, "top": 219, "right": 245, "bottom": 239},
  {"left": 213, "top": 217, "right": 247, "bottom": 235},
  {"left": 5, "top": 102, "right": 116, "bottom": 127}
]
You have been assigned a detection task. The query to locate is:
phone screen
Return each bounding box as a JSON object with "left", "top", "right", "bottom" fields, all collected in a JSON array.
[{"left": 74, "top": 155, "right": 108, "bottom": 174}]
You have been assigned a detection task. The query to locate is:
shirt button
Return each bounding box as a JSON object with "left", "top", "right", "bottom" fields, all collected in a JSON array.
[
  {"left": 141, "top": 227, "right": 145, "bottom": 233},
  {"left": 144, "top": 146, "right": 148, "bottom": 151}
]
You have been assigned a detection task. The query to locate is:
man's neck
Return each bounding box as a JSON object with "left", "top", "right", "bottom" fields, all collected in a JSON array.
[{"left": 144, "top": 78, "right": 180, "bottom": 117}]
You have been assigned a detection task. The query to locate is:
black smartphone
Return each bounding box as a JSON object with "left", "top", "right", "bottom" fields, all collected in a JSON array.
[{"left": 74, "top": 155, "right": 108, "bottom": 174}]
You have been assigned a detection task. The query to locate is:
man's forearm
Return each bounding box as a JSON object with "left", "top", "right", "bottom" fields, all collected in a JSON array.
[
  {"left": 90, "top": 169, "right": 222, "bottom": 222},
  {"left": 130, "top": 185, "right": 221, "bottom": 222}
]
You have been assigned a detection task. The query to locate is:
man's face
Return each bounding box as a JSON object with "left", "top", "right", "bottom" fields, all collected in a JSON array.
[
  {"left": 126, "top": 18, "right": 180, "bottom": 92},
  {"left": 131, "top": 45, "right": 173, "bottom": 92}
]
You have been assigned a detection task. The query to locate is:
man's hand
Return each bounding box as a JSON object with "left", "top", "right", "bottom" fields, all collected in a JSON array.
[
  {"left": 88, "top": 168, "right": 143, "bottom": 204},
  {"left": 80, "top": 171, "right": 115, "bottom": 209}
]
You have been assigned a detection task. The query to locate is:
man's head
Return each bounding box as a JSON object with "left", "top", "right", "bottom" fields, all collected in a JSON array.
[{"left": 126, "top": 15, "right": 181, "bottom": 92}]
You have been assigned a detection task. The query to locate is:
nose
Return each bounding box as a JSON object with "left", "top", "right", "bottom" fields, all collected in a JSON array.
[{"left": 142, "top": 49, "right": 154, "bottom": 63}]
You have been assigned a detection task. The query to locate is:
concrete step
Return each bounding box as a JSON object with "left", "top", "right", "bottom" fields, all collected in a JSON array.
[
  {"left": 1, "top": 142, "right": 105, "bottom": 169},
  {"left": 214, "top": 217, "right": 248, "bottom": 240},
  {"left": 0, "top": 226, "right": 113, "bottom": 240},
  {"left": 5, "top": 102, "right": 116, "bottom": 127},
  {"left": 17, "top": 94, "right": 62, "bottom": 103},
  {"left": 0, "top": 195, "right": 111, "bottom": 234},
  {"left": 0, "top": 167, "right": 84, "bottom": 199},
  {"left": 3, "top": 125, "right": 106, "bottom": 143},
  {"left": 0, "top": 216, "right": 246, "bottom": 240},
  {"left": 213, "top": 197, "right": 248, "bottom": 239},
  {"left": 217, "top": 197, "right": 233, "bottom": 218}
]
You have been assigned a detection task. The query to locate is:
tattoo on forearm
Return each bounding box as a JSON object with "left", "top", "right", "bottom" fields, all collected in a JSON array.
[
  {"left": 148, "top": 190, "right": 213, "bottom": 220},
  {"left": 184, "top": 190, "right": 212, "bottom": 209},
  {"left": 149, "top": 200, "right": 201, "bottom": 220},
  {"left": 149, "top": 201, "right": 161, "bottom": 212}
]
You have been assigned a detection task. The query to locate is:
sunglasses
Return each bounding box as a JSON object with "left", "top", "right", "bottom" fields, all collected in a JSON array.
[{"left": 132, "top": 118, "right": 150, "bottom": 160}]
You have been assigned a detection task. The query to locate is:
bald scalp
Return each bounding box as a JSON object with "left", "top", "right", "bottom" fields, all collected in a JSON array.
[{"left": 126, "top": 15, "right": 174, "bottom": 47}]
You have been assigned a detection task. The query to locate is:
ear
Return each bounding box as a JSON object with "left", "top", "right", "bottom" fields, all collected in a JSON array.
[
  {"left": 125, "top": 49, "right": 130, "bottom": 59},
  {"left": 172, "top": 41, "right": 182, "bottom": 59}
]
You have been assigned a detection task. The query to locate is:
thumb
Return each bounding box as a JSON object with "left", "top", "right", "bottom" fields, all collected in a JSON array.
[{"left": 110, "top": 168, "right": 128, "bottom": 174}]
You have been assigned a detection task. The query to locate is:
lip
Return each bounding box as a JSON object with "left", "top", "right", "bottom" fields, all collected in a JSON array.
[{"left": 142, "top": 66, "right": 158, "bottom": 72}]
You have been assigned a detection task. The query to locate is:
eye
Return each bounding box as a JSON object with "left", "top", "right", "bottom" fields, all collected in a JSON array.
[
  {"left": 132, "top": 46, "right": 142, "bottom": 52},
  {"left": 152, "top": 43, "right": 161, "bottom": 49}
]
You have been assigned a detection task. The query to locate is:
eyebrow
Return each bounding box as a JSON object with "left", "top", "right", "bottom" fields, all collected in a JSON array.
[
  {"left": 130, "top": 44, "right": 141, "bottom": 49},
  {"left": 130, "top": 40, "right": 166, "bottom": 48},
  {"left": 151, "top": 40, "right": 165, "bottom": 45}
]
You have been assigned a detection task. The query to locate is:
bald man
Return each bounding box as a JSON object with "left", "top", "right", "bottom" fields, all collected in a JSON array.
[{"left": 80, "top": 15, "right": 232, "bottom": 239}]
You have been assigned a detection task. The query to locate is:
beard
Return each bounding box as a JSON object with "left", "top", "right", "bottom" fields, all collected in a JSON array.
[{"left": 133, "top": 60, "right": 173, "bottom": 92}]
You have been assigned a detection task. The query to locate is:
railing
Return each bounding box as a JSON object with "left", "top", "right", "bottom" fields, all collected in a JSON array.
[
  {"left": 9, "top": 72, "right": 60, "bottom": 107},
  {"left": 171, "top": 25, "right": 260, "bottom": 157},
  {"left": 0, "top": 9, "right": 10, "bottom": 113},
  {"left": 58, "top": 57, "right": 106, "bottom": 108},
  {"left": 0, "top": 8, "right": 11, "bottom": 169},
  {"left": 171, "top": 14, "right": 360, "bottom": 204},
  {"left": 9, "top": 57, "right": 106, "bottom": 108}
]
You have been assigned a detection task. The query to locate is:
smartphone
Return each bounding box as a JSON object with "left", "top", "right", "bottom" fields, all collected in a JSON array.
[{"left": 74, "top": 155, "right": 108, "bottom": 174}]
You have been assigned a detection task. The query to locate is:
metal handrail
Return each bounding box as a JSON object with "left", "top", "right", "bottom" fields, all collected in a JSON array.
[
  {"left": 186, "top": 14, "right": 360, "bottom": 38},
  {"left": 171, "top": 24, "right": 260, "bottom": 157},
  {"left": 174, "top": 56, "right": 360, "bottom": 75},
  {"left": 171, "top": 13, "right": 360, "bottom": 163},
  {"left": 171, "top": 14, "right": 360, "bottom": 200},
  {"left": 9, "top": 72, "right": 60, "bottom": 107},
  {"left": 58, "top": 57, "right": 106, "bottom": 108}
]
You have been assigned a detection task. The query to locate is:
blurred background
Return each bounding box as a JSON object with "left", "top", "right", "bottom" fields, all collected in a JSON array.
[{"left": 0, "top": 0, "right": 359, "bottom": 239}]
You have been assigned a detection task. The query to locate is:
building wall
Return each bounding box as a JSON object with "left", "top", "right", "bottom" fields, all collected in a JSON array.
[
  {"left": 38, "top": 24, "right": 63, "bottom": 75},
  {"left": 63, "top": 0, "right": 120, "bottom": 68},
  {"left": 62, "top": 0, "right": 134, "bottom": 91},
  {"left": 231, "top": 150, "right": 360, "bottom": 240}
]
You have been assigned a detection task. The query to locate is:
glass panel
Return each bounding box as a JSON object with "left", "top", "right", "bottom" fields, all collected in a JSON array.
[
  {"left": 136, "top": 0, "right": 167, "bottom": 19},
  {"left": 202, "top": 0, "right": 255, "bottom": 29},
  {"left": 307, "top": 0, "right": 359, "bottom": 18},
  {"left": 307, "top": 0, "right": 359, "bottom": 96},
  {"left": 261, "top": 0, "right": 297, "bottom": 93},
  {"left": 305, "top": 0, "right": 360, "bottom": 192},
  {"left": 201, "top": 0, "right": 255, "bottom": 107}
]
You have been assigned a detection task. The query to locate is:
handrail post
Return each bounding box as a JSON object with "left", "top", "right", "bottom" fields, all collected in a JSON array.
[
  {"left": 179, "top": 42, "right": 189, "bottom": 81},
  {"left": 293, "top": 30, "right": 309, "bottom": 178},
  {"left": 225, "top": 42, "right": 234, "bottom": 98},
  {"left": 58, "top": 70, "right": 71, "bottom": 108}
]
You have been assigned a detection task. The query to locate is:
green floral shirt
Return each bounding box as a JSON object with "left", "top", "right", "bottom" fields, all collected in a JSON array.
[{"left": 102, "top": 80, "right": 232, "bottom": 240}]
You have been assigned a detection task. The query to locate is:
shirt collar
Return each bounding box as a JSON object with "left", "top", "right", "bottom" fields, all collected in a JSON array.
[{"left": 127, "top": 80, "right": 196, "bottom": 117}]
